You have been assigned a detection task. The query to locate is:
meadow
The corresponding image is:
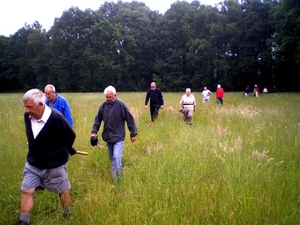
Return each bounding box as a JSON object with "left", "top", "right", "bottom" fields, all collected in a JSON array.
[{"left": 0, "top": 91, "right": 300, "bottom": 225}]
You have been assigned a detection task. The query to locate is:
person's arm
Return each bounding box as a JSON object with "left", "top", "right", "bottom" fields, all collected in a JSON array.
[
  {"left": 180, "top": 98, "right": 183, "bottom": 109},
  {"left": 193, "top": 95, "right": 196, "bottom": 112},
  {"left": 91, "top": 106, "right": 103, "bottom": 135},
  {"left": 159, "top": 89, "right": 164, "bottom": 106},
  {"left": 145, "top": 90, "right": 150, "bottom": 107},
  {"left": 124, "top": 104, "right": 138, "bottom": 138},
  {"left": 56, "top": 111, "right": 76, "bottom": 155},
  {"left": 159, "top": 91, "right": 164, "bottom": 109}
]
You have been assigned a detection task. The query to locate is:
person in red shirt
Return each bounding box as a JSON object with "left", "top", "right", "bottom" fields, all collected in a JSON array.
[
  {"left": 253, "top": 85, "right": 259, "bottom": 97},
  {"left": 216, "top": 84, "right": 224, "bottom": 105}
]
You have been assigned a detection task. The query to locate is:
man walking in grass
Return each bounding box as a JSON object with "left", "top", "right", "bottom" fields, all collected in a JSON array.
[
  {"left": 144, "top": 82, "right": 164, "bottom": 122},
  {"left": 17, "top": 89, "right": 77, "bottom": 225},
  {"left": 216, "top": 84, "right": 225, "bottom": 105},
  {"left": 90, "top": 85, "right": 138, "bottom": 179},
  {"left": 179, "top": 88, "right": 196, "bottom": 124},
  {"left": 202, "top": 86, "right": 212, "bottom": 103},
  {"left": 44, "top": 84, "right": 73, "bottom": 128}
]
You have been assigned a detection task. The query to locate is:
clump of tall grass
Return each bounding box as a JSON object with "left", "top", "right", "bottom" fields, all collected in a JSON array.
[{"left": 1, "top": 92, "right": 300, "bottom": 224}]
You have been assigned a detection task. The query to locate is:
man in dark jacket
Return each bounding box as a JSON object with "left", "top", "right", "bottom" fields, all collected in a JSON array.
[
  {"left": 90, "top": 85, "right": 138, "bottom": 179},
  {"left": 17, "top": 89, "right": 76, "bottom": 225},
  {"left": 144, "top": 82, "right": 164, "bottom": 122}
]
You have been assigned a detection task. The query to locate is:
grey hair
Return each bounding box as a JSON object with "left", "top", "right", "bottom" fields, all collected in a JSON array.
[
  {"left": 104, "top": 85, "right": 116, "bottom": 95},
  {"left": 45, "top": 84, "right": 56, "bottom": 92},
  {"left": 23, "top": 89, "right": 46, "bottom": 105}
]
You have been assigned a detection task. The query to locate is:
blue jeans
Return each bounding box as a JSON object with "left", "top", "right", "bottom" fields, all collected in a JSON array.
[{"left": 107, "top": 141, "right": 124, "bottom": 179}]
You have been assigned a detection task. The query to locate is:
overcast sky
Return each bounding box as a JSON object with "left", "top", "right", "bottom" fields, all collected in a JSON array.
[{"left": 0, "top": 0, "right": 219, "bottom": 37}]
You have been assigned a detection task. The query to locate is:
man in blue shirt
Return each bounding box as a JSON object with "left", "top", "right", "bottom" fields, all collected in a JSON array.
[{"left": 44, "top": 84, "right": 73, "bottom": 128}]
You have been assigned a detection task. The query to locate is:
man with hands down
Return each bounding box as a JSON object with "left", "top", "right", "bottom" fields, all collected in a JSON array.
[{"left": 90, "top": 85, "right": 138, "bottom": 179}]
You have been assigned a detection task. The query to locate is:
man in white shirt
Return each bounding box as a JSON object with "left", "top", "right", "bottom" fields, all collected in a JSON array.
[
  {"left": 179, "top": 88, "right": 196, "bottom": 124},
  {"left": 201, "top": 86, "right": 211, "bottom": 103},
  {"left": 17, "top": 89, "right": 76, "bottom": 225}
]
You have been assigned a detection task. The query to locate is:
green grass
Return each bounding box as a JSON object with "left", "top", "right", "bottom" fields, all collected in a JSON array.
[{"left": 1, "top": 92, "right": 300, "bottom": 224}]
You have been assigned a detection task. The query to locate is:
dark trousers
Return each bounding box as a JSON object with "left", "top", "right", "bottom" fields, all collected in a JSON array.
[
  {"left": 217, "top": 97, "right": 223, "bottom": 105},
  {"left": 150, "top": 104, "right": 160, "bottom": 121}
]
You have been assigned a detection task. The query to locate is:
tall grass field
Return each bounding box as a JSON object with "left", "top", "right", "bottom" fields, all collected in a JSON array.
[{"left": 1, "top": 92, "right": 300, "bottom": 224}]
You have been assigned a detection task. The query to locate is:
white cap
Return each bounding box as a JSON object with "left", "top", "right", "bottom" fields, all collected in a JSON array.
[
  {"left": 255, "top": 84, "right": 257, "bottom": 87},
  {"left": 217, "top": 84, "right": 221, "bottom": 88},
  {"left": 104, "top": 85, "right": 116, "bottom": 95}
]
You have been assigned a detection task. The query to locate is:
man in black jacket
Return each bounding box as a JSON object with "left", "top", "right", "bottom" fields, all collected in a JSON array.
[
  {"left": 91, "top": 85, "right": 138, "bottom": 179},
  {"left": 17, "top": 89, "right": 76, "bottom": 225},
  {"left": 144, "top": 82, "right": 164, "bottom": 122}
]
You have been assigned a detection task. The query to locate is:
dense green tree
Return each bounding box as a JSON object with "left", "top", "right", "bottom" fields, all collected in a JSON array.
[
  {"left": 101, "top": 1, "right": 162, "bottom": 90},
  {"left": 270, "top": 0, "right": 300, "bottom": 91},
  {"left": 153, "top": 1, "right": 202, "bottom": 91},
  {"left": 0, "top": 35, "right": 20, "bottom": 91},
  {"left": 7, "top": 21, "right": 47, "bottom": 90},
  {"left": 0, "top": 0, "right": 299, "bottom": 92},
  {"left": 237, "top": 0, "right": 276, "bottom": 90},
  {"left": 48, "top": 7, "right": 98, "bottom": 91}
]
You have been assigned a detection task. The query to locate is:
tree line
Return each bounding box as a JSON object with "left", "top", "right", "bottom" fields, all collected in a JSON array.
[{"left": 0, "top": 0, "right": 299, "bottom": 92}]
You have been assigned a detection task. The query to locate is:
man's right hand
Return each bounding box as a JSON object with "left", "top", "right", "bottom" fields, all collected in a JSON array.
[{"left": 90, "top": 135, "right": 98, "bottom": 146}]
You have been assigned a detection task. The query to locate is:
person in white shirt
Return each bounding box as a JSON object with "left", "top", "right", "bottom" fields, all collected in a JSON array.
[
  {"left": 201, "top": 86, "right": 212, "bottom": 103},
  {"left": 179, "top": 88, "right": 196, "bottom": 124}
]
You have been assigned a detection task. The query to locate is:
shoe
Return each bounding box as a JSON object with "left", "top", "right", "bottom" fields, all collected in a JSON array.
[
  {"left": 16, "top": 220, "right": 29, "bottom": 225},
  {"left": 63, "top": 213, "right": 70, "bottom": 219}
]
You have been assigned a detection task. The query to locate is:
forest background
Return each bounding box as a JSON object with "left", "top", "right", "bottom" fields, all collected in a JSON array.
[{"left": 0, "top": 0, "right": 299, "bottom": 93}]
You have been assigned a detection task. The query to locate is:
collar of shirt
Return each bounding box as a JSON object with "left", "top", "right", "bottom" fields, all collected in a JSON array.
[
  {"left": 107, "top": 99, "right": 116, "bottom": 106},
  {"left": 39, "top": 105, "right": 51, "bottom": 122},
  {"left": 30, "top": 105, "right": 51, "bottom": 138}
]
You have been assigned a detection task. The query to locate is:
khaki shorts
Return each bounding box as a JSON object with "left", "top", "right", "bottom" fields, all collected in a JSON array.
[{"left": 21, "top": 162, "right": 71, "bottom": 193}]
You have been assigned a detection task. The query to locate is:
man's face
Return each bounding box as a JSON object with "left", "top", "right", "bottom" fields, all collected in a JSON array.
[
  {"left": 105, "top": 92, "right": 115, "bottom": 103},
  {"left": 151, "top": 83, "right": 156, "bottom": 90},
  {"left": 24, "top": 98, "right": 44, "bottom": 119},
  {"left": 44, "top": 88, "right": 56, "bottom": 102}
]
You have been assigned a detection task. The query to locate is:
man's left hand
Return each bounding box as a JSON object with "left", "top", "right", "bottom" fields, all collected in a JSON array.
[{"left": 130, "top": 136, "right": 137, "bottom": 143}]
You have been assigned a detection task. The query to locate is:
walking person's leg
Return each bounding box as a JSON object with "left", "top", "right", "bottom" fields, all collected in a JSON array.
[
  {"left": 59, "top": 191, "right": 72, "bottom": 218},
  {"left": 19, "top": 188, "right": 35, "bottom": 224},
  {"left": 45, "top": 164, "right": 72, "bottom": 218},
  {"left": 150, "top": 105, "right": 155, "bottom": 121},
  {"left": 107, "top": 143, "right": 116, "bottom": 177},
  {"left": 107, "top": 142, "right": 114, "bottom": 162},
  {"left": 108, "top": 141, "right": 124, "bottom": 178},
  {"left": 18, "top": 162, "right": 42, "bottom": 224},
  {"left": 187, "top": 108, "right": 193, "bottom": 124},
  {"left": 153, "top": 104, "right": 160, "bottom": 120}
]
